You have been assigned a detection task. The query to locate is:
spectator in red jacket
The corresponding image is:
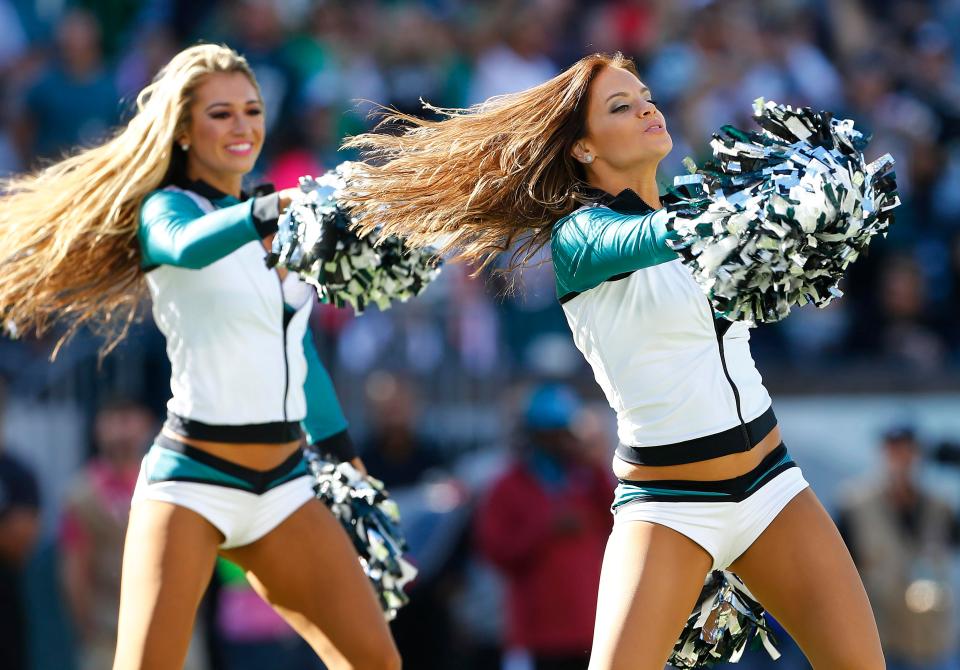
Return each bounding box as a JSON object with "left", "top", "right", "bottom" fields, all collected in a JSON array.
[{"left": 475, "top": 383, "right": 612, "bottom": 670}]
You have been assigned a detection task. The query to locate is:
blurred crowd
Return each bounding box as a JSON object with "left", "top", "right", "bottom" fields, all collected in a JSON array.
[
  {"left": 0, "top": 0, "right": 958, "bottom": 401},
  {"left": 1, "top": 0, "right": 960, "bottom": 668}
]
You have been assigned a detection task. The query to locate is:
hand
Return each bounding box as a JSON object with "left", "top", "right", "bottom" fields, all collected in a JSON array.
[
  {"left": 277, "top": 187, "right": 301, "bottom": 212},
  {"left": 349, "top": 456, "right": 368, "bottom": 476}
]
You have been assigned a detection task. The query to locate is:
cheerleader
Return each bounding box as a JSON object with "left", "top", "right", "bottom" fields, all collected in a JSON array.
[
  {"left": 341, "top": 53, "right": 884, "bottom": 669},
  {"left": 0, "top": 45, "right": 399, "bottom": 670}
]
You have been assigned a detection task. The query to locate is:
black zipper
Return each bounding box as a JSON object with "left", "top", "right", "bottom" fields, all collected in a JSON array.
[
  {"left": 709, "top": 301, "right": 751, "bottom": 451},
  {"left": 277, "top": 274, "right": 290, "bottom": 422}
]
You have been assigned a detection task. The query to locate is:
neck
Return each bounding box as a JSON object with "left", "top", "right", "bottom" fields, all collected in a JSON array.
[
  {"left": 186, "top": 166, "right": 243, "bottom": 199},
  {"left": 589, "top": 163, "right": 661, "bottom": 209}
]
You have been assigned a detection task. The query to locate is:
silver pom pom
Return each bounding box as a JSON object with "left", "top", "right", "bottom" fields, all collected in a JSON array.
[
  {"left": 267, "top": 163, "right": 441, "bottom": 314},
  {"left": 306, "top": 449, "right": 418, "bottom": 620},
  {"left": 664, "top": 99, "right": 900, "bottom": 323},
  {"left": 670, "top": 571, "right": 780, "bottom": 668}
]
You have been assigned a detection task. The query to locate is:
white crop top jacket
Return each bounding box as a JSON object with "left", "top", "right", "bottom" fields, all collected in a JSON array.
[
  {"left": 138, "top": 179, "right": 353, "bottom": 457},
  {"left": 551, "top": 188, "right": 776, "bottom": 466}
]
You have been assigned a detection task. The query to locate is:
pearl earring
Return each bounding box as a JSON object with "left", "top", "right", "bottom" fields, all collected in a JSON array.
[
  {"left": 584, "top": 154, "right": 593, "bottom": 164},
  {"left": 180, "top": 143, "right": 190, "bottom": 152}
]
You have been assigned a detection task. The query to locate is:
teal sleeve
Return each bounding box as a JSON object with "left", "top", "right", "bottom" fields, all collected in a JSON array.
[
  {"left": 551, "top": 207, "right": 677, "bottom": 298},
  {"left": 301, "top": 324, "right": 349, "bottom": 444},
  {"left": 138, "top": 190, "right": 261, "bottom": 269}
]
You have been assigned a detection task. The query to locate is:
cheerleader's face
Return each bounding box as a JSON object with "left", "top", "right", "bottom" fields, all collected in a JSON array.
[
  {"left": 573, "top": 66, "right": 672, "bottom": 174},
  {"left": 180, "top": 72, "right": 265, "bottom": 192}
]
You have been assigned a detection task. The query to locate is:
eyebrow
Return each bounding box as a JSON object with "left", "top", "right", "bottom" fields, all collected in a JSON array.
[
  {"left": 204, "top": 99, "right": 262, "bottom": 111},
  {"left": 605, "top": 87, "right": 651, "bottom": 103}
]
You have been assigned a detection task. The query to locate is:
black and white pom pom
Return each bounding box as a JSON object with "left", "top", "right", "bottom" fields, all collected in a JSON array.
[
  {"left": 267, "top": 162, "right": 441, "bottom": 314},
  {"left": 663, "top": 99, "right": 900, "bottom": 323},
  {"left": 670, "top": 571, "right": 780, "bottom": 668},
  {"left": 305, "top": 449, "right": 418, "bottom": 620}
]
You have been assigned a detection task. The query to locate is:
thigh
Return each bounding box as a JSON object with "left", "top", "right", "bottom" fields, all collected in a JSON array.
[
  {"left": 728, "top": 488, "right": 884, "bottom": 670},
  {"left": 589, "top": 520, "right": 713, "bottom": 670},
  {"left": 114, "top": 500, "right": 223, "bottom": 670},
  {"left": 222, "top": 498, "right": 399, "bottom": 670}
]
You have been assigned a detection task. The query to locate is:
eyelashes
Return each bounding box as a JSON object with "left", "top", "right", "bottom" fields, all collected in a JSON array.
[
  {"left": 208, "top": 108, "right": 263, "bottom": 120},
  {"left": 611, "top": 99, "right": 659, "bottom": 114}
]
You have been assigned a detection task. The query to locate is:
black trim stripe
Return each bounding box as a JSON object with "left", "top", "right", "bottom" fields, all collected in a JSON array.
[
  {"left": 615, "top": 443, "right": 796, "bottom": 505},
  {"left": 156, "top": 434, "right": 306, "bottom": 495},
  {"left": 558, "top": 270, "right": 636, "bottom": 304},
  {"left": 164, "top": 412, "right": 303, "bottom": 444},
  {"left": 615, "top": 405, "right": 777, "bottom": 466},
  {"left": 712, "top": 313, "right": 751, "bottom": 450}
]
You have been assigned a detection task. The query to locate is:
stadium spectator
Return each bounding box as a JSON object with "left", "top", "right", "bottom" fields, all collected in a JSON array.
[
  {"left": 475, "top": 384, "right": 611, "bottom": 670},
  {"left": 0, "top": 377, "right": 41, "bottom": 670},
  {"left": 58, "top": 399, "right": 152, "bottom": 669},
  {"left": 359, "top": 372, "right": 445, "bottom": 489},
  {"left": 16, "top": 9, "right": 118, "bottom": 163},
  {"left": 836, "top": 425, "right": 960, "bottom": 670}
]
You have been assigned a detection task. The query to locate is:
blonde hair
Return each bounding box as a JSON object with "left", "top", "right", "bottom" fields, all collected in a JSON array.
[
  {"left": 0, "top": 43, "right": 259, "bottom": 356},
  {"left": 343, "top": 52, "right": 638, "bottom": 270}
]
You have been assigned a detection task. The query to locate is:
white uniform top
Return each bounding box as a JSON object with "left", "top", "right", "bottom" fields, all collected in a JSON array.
[
  {"left": 139, "top": 180, "right": 351, "bottom": 451},
  {"left": 551, "top": 189, "right": 775, "bottom": 466}
]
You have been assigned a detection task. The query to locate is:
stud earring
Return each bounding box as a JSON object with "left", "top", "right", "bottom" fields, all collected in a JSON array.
[
  {"left": 584, "top": 154, "right": 594, "bottom": 164},
  {"left": 180, "top": 143, "right": 190, "bottom": 152}
]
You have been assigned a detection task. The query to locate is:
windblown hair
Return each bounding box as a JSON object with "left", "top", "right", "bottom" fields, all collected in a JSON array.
[
  {"left": 343, "top": 52, "right": 638, "bottom": 270},
  {"left": 0, "top": 44, "right": 259, "bottom": 356}
]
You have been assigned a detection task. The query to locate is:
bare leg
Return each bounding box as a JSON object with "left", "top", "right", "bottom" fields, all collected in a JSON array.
[
  {"left": 729, "top": 488, "right": 885, "bottom": 669},
  {"left": 588, "top": 521, "right": 713, "bottom": 670},
  {"left": 113, "top": 501, "right": 223, "bottom": 670},
  {"left": 222, "top": 499, "right": 400, "bottom": 670}
]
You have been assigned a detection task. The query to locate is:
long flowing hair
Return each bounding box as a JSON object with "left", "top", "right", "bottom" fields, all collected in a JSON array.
[
  {"left": 0, "top": 44, "right": 259, "bottom": 356},
  {"left": 343, "top": 52, "right": 638, "bottom": 270}
]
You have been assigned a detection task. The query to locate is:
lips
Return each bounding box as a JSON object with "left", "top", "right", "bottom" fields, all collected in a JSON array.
[{"left": 644, "top": 122, "right": 666, "bottom": 134}]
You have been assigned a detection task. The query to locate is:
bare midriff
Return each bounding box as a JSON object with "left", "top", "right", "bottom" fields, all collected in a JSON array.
[
  {"left": 161, "top": 427, "right": 302, "bottom": 471},
  {"left": 612, "top": 425, "right": 782, "bottom": 482}
]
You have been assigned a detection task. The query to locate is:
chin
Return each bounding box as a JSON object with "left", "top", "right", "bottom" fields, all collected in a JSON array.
[
  {"left": 221, "top": 157, "right": 257, "bottom": 175},
  {"left": 653, "top": 135, "right": 674, "bottom": 160}
]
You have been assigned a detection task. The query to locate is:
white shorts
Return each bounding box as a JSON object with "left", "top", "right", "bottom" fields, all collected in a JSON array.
[
  {"left": 131, "top": 436, "right": 315, "bottom": 549},
  {"left": 612, "top": 445, "right": 809, "bottom": 571}
]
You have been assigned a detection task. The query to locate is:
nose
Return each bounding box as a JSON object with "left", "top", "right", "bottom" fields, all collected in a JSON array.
[
  {"left": 637, "top": 101, "right": 655, "bottom": 117},
  {"left": 231, "top": 114, "right": 251, "bottom": 135}
]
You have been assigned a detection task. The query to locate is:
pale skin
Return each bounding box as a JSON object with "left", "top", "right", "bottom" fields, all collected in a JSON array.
[
  {"left": 113, "top": 72, "right": 397, "bottom": 670},
  {"left": 574, "top": 66, "right": 884, "bottom": 670}
]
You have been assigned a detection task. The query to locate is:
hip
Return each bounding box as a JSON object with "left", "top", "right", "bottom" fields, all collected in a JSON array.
[{"left": 613, "top": 424, "right": 782, "bottom": 482}]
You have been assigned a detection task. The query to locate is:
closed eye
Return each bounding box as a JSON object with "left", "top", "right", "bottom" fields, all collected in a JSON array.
[
  {"left": 612, "top": 104, "right": 629, "bottom": 113},
  {"left": 210, "top": 111, "right": 231, "bottom": 120},
  {"left": 246, "top": 108, "right": 263, "bottom": 116}
]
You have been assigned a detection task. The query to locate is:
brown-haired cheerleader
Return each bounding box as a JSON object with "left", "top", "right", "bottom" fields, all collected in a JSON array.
[
  {"left": 344, "top": 53, "right": 884, "bottom": 669},
  {"left": 0, "top": 44, "right": 399, "bottom": 670}
]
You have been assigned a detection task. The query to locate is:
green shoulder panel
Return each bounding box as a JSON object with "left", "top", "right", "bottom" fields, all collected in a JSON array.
[{"left": 551, "top": 206, "right": 677, "bottom": 300}]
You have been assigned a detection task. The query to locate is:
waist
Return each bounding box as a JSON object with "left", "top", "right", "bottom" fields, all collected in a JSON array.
[
  {"left": 165, "top": 412, "right": 303, "bottom": 444},
  {"left": 150, "top": 434, "right": 307, "bottom": 489},
  {"left": 614, "top": 417, "right": 781, "bottom": 481},
  {"left": 159, "top": 431, "right": 303, "bottom": 471},
  {"left": 613, "top": 442, "right": 796, "bottom": 507},
  {"left": 162, "top": 416, "right": 303, "bottom": 471}
]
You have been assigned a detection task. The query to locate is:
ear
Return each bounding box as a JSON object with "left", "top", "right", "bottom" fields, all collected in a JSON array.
[{"left": 571, "top": 140, "right": 594, "bottom": 165}]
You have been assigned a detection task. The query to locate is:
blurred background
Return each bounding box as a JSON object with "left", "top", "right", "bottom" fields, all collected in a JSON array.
[{"left": 0, "top": 0, "right": 959, "bottom": 669}]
